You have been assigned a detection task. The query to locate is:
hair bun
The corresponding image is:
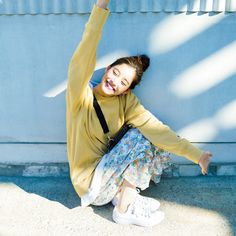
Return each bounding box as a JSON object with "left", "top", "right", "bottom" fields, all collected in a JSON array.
[{"left": 138, "top": 54, "right": 150, "bottom": 72}]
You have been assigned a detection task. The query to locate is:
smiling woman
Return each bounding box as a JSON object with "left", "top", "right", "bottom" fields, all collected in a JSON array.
[
  {"left": 66, "top": 0, "right": 213, "bottom": 228},
  {"left": 93, "top": 55, "right": 149, "bottom": 96}
]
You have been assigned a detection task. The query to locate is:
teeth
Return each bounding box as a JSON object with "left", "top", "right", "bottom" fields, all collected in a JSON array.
[{"left": 106, "top": 80, "right": 114, "bottom": 91}]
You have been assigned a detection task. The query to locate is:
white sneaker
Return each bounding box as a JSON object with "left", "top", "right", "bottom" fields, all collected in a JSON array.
[
  {"left": 112, "top": 189, "right": 160, "bottom": 212},
  {"left": 113, "top": 201, "right": 165, "bottom": 227}
]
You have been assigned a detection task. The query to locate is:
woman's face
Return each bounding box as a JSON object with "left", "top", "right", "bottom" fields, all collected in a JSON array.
[{"left": 98, "top": 63, "right": 136, "bottom": 96}]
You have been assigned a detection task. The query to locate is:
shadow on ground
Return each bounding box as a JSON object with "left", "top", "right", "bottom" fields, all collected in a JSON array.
[
  {"left": 0, "top": 176, "right": 81, "bottom": 209},
  {"left": 0, "top": 175, "right": 235, "bottom": 234}
]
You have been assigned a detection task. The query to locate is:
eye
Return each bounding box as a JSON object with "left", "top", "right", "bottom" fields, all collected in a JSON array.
[
  {"left": 113, "top": 69, "right": 118, "bottom": 76},
  {"left": 121, "top": 81, "right": 126, "bottom": 86}
]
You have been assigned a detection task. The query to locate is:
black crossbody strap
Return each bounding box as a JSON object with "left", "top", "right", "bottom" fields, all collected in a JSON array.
[{"left": 93, "top": 94, "right": 109, "bottom": 134}]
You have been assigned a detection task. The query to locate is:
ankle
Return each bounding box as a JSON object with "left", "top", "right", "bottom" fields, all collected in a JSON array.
[
  {"left": 121, "top": 179, "right": 136, "bottom": 190},
  {"left": 116, "top": 203, "right": 130, "bottom": 214},
  {"left": 116, "top": 187, "right": 137, "bottom": 214}
]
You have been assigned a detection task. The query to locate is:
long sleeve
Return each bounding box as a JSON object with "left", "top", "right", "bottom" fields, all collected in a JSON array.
[
  {"left": 124, "top": 91, "right": 203, "bottom": 164},
  {"left": 66, "top": 5, "right": 110, "bottom": 112}
]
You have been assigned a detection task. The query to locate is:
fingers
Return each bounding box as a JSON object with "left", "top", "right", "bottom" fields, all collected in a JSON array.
[
  {"left": 202, "top": 158, "right": 210, "bottom": 175},
  {"left": 202, "top": 169, "right": 207, "bottom": 175},
  {"left": 200, "top": 151, "right": 213, "bottom": 175},
  {"left": 206, "top": 151, "right": 213, "bottom": 157},
  {"left": 203, "top": 159, "right": 210, "bottom": 174},
  {"left": 201, "top": 165, "right": 207, "bottom": 174}
]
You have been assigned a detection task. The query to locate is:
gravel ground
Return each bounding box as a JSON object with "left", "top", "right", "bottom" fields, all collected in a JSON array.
[{"left": 0, "top": 175, "right": 235, "bottom": 236}]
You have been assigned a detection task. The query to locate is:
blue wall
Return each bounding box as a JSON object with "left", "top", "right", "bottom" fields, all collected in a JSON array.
[{"left": 0, "top": 0, "right": 235, "bottom": 163}]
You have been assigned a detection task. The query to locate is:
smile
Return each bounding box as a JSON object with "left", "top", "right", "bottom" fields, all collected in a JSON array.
[{"left": 105, "top": 80, "right": 116, "bottom": 92}]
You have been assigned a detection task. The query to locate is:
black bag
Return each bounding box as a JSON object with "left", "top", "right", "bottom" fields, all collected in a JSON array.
[
  {"left": 107, "top": 123, "right": 132, "bottom": 151},
  {"left": 93, "top": 93, "right": 132, "bottom": 152}
]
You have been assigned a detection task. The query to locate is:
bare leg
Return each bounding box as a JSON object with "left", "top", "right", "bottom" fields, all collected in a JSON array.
[{"left": 116, "top": 179, "right": 137, "bottom": 213}]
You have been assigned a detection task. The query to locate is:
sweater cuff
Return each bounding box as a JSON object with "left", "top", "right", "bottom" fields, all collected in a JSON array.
[
  {"left": 88, "top": 4, "right": 110, "bottom": 31},
  {"left": 188, "top": 146, "right": 203, "bottom": 164}
]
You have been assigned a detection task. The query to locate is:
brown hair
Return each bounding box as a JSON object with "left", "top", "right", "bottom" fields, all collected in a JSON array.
[{"left": 109, "top": 54, "right": 150, "bottom": 89}]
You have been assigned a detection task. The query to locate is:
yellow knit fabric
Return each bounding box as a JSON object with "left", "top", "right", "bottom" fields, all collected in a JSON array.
[{"left": 66, "top": 4, "right": 203, "bottom": 197}]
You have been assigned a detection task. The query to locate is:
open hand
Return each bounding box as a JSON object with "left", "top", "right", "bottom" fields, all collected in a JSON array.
[{"left": 198, "top": 151, "right": 213, "bottom": 175}]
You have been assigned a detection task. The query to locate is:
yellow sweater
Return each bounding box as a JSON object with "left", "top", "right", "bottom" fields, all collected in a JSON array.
[{"left": 66, "top": 4, "right": 203, "bottom": 197}]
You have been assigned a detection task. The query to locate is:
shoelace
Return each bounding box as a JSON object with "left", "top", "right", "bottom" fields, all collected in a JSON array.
[
  {"left": 130, "top": 199, "right": 152, "bottom": 218},
  {"left": 138, "top": 196, "right": 153, "bottom": 207},
  {"left": 134, "top": 188, "right": 155, "bottom": 209},
  {"left": 113, "top": 188, "right": 157, "bottom": 214}
]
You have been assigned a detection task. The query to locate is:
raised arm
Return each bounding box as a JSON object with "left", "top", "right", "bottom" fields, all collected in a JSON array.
[
  {"left": 96, "top": 0, "right": 110, "bottom": 9},
  {"left": 66, "top": 1, "right": 110, "bottom": 112}
]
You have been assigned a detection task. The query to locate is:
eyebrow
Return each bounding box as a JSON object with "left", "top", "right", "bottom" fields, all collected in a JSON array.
[{"left": 115, "top": 68, "right": 130, "bottom": 86}]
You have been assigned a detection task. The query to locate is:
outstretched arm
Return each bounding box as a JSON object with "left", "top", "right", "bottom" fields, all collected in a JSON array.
[
  {"left": 66, "top": 1, "right": 110, "bottom": 112},
  {"left": 124, "top": 91, "right": 213, "bottom": 174}
]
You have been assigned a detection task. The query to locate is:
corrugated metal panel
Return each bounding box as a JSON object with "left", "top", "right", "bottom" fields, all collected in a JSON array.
[
  {"left": 200, "top": 0, "right": 214, "bottom": 12},
  {"left": 226, "top": 0, "right": 236, "bottom": 11},
  {"left": 164, "top": 0, "right": 177, "bottom": 12},
  {"left": 0, "top": 0, "right": 235, "bottom": 15},
  {"left": 213, "top": 0, "right": 227, "bottom": 12}
]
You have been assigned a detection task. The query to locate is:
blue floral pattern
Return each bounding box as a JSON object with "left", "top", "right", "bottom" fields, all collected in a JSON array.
[{"left": 92, "top": 128, "right": 173, "bottom": 206}]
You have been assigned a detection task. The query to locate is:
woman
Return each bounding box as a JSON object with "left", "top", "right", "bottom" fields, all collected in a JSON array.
[{"left": 66, "top": 0, "right": 213, "bottom": 227}]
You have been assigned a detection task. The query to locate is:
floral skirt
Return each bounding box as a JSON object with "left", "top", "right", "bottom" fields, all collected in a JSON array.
[{"left": 91, "top": 127, "right": 173, "bottom": 206}]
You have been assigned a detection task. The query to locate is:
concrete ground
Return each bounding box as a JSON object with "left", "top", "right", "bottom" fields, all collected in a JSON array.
[{"left": 0, "top": 175, "right": 235, "bottom": 236}]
